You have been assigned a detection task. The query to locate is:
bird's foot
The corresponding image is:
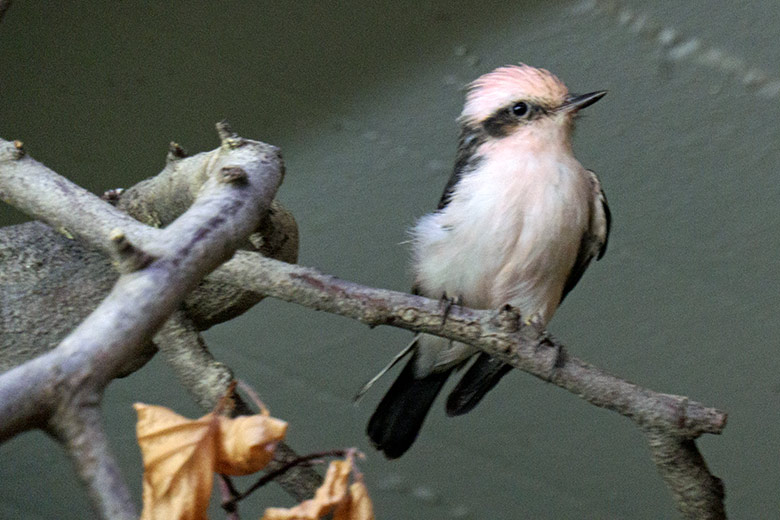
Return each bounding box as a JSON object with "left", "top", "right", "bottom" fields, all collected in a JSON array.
[
  {"left": 439, "top": 292, "right": 464, "bottom": 328},
  {"left": 541, "top": 334, "right": 567, "bottom": 370},
  {"left": 494, "top": 304, "right": 521, "bottom": 332}
]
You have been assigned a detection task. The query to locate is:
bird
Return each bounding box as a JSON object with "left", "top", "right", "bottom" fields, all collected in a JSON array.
[{"left": 366, "top": 64, "right": 611, "bottom": 459}]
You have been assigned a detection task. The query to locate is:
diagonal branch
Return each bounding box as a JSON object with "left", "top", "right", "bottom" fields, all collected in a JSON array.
[
  {"left": 209, "top": 251, "right": 728, "bottom": 518},
  {"left": 155, "top": 311, "right": 326, "bottom": 502},
  {"left": 0, "top": 139, "right": 158, "bottom": 256},
  {"left": 212, "top": 253, "right": 726, "bottom": 436},
  {"left": 52, "top": 404, "right": 138, "bottom": 520}
]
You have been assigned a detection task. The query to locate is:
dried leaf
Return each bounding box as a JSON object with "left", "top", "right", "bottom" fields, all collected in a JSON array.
[
  {"left": 216, "top": 413, "right": 287, "bottom": 475},
  {"left": 262, "top": 458, "right": 374, "bottom": 520},
  {"left": 334, "top": 482, "right": 375, "bottom": 520},
  {"left": 134, "top": 403, "right": 287, "bottom": 520}
]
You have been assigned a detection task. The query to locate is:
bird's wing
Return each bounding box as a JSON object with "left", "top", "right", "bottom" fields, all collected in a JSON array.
[
  {"left": 560, "top": 169, "right": 611, "bottom": 303},
  {"left": 437, "top": 125, "right": 485, "bottom": 209}
]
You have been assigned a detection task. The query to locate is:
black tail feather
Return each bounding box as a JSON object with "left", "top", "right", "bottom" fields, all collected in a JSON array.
[
  {"left": 445, "top": 353, "right": 512, "bottom": 416},
  {"left": 367, "top": 356, "right": 451, "bottom": 459}
]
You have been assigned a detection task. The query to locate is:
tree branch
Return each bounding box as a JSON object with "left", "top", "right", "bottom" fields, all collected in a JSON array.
[
  {"left": 208, "top": 252, "right": 727, "bottom": 517},
  {"left": 155, "top": 310, "right": 237, "bottom": 411},
  {"left": 0, "top": 139, "right": 157, "bottom": 257},
  {"left": 646, "top": 429, "right": 726, "bottom": 519},
  {"left": 155, "top": 310, "right": 325, "bottom": 502},
  {"left": 0, "top": 130, "right": 284, "bottom": 517},
  {"left": 52, "top": 404, "right": 137, "bottom": 520},
  {"left": 0, "top": 128, "right": 727, "bottom": 518},
  {"left": 212, "top": 253, "right": 726, "bottom": 436}
]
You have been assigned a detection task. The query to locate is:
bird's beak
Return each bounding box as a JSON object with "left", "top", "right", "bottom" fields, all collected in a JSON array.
[{"left": 559, "top": 91, "right": 607, "bottom": 113}]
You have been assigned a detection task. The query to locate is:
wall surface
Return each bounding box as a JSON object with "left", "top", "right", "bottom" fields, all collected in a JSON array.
[{"left": 1, "top": 1, "right": 779, "bottom": 518}]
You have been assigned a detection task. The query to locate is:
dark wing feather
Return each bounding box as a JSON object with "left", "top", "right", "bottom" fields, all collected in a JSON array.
[
  {"left": 437, "top": 125, "right": 485, "bottom": 209},
  {"left": 446, "top": 352, "right": 512, "bottom": 416},
  {"left": 367, "top": 353, "right": 452, "bottom": 459},
  {"left": 560, "top": 169, "right": 611, "bottom": 303}
]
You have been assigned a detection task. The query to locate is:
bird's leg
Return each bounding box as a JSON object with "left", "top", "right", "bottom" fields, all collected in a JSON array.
[
  {"left": 522, "top": 313, "right": 566, "bottom": 368},
  {"left": 439, "top": 293, "right": 464, "bottom": 351},
  {"left": 439, "top": 292, "right": 464, "bottom": 329},
  {"left": 553, "top": 340, "right": 567, "bottom": 369},
  {"left": 531, "top": 324, "right": 567, "bottom": 372},
  {"left": 542, "top": 330, "right": 567, "bottom": 370},
  {"left": 494, "top": 304, "right": 522, "bottom": 332}
]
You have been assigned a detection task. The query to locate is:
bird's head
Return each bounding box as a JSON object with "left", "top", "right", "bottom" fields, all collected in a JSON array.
[{"left": 459, "top": 64, "right": 605, "bottom": 148}]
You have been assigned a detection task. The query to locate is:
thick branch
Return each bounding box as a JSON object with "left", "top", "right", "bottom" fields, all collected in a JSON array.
[
  {"left": 1, "top": 132, "right": 320, "bottom": 507},
  {"left": 0, "top": 139, "right": 158, "bottom": 256},
  {"left": 0, "top": 135, "right": 283, "bottom": 431},
  {"left": 646, "top": 429, "right": 726, "bottom": 519},
  {"left": 52, "top": 404, "right": 137, "bottom": 520},
  {"left": 0, "top": 133, "right": 284, "bottom": 518},
  {"left": 209, "top": 252, "right": 727, "bottom": 518},
  {"left": 212, "top": 253, "right": 726, "bottom": 437}
]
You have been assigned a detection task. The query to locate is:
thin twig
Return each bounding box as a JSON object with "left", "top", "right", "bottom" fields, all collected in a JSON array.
[
  {"left": 237, "top": 378, "right": 269, "bottom": 415},
  {"left": 222, "top": 450, "right": 349, "bottom": 510},
  {"left": 217, "top": 475, "right": 241, "bottom": 520}
]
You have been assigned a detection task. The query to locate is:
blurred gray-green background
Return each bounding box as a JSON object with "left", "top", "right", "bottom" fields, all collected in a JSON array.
[{"left": 2, "top": 1, "right": 779, "bottom": 518}]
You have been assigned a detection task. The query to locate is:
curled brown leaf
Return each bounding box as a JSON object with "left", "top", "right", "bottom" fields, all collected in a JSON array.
[
  {"left": 262, "top": 457, "right": 374, "bottom": 520},
  {"left": 134, "top": 403, "right": 287, "bottom": 520}
]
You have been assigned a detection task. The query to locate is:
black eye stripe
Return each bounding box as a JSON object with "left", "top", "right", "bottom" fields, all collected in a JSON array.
[
  {"left": 482, "top": 109, "right": 516, "bottom": 137},
  {"left": 482, "top": 101, "right": 546, "bottom": 137}
]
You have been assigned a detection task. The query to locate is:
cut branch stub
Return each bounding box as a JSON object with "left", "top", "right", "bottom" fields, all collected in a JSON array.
[
  {"left": 167, "top": 141, "right": 188, "bottom": 163},
  {"left": 0, "top": 138, "right": 24, "bottom": 162},
  {"left": 219, "top": 166, "right": 248, "bottom": 185},
  {"left": 109, "top": 228, "right": 156, "bottom": 273},
  {"left": 217, "top": 120, "right": 244, "bottom": 150}
]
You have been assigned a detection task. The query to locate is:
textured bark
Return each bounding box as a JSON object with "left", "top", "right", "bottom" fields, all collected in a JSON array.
[
  {"left": 0, "top": 128, "right": 315, "bottom": 517},
  {"left": 646, "top": 429, "right": 726, "bottom": 520}
]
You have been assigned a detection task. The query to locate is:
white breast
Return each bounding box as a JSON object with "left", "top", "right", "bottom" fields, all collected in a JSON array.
[{"left": 412, "top": 151, "right": 591, "bottom": 324}]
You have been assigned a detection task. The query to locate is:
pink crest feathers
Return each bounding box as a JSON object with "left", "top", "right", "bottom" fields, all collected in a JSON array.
[{"left": 460, "top": 64, "right": 569, "bottom": 124}]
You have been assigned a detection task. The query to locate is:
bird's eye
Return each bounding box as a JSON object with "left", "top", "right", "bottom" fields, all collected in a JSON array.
[{"left": 512, "top": 102, "right": 529, "bottom": 117}]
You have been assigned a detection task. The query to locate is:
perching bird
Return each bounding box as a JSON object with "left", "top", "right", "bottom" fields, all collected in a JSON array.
[{"left": 366, "top": 64, "right": 611, "bottom": 459}]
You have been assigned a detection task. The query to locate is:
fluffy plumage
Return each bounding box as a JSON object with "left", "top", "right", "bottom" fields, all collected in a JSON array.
[
  {"left": 460, "top": 64, "right": 569, "bottom": 124},
  {"left": 367, "top": 64, "right": 610, "bottom": 458}
]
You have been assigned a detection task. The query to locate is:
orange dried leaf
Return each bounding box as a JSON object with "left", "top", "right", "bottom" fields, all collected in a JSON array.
[
  {"left": 262, "top": 459, "right": 353, "bottom": 520},
  {"left": 262, "top": 458, "right": 374, "bottom": 520},
  {"left": 215, "top": 413, "right": 287, "bottom": 475},
  {"left": 135, "top": 403, "right": 287, "bottom": 520},
  {"left": 334, "top": 482, "right": 375, "bottom": 520},
  {"left": 135, "top": 403, "right": 217, "bottom": 520}
]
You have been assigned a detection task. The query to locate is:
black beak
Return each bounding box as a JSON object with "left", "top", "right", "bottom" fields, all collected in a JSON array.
[{"left": 559, "top": 91, "right": 607, "bottom": 113}]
